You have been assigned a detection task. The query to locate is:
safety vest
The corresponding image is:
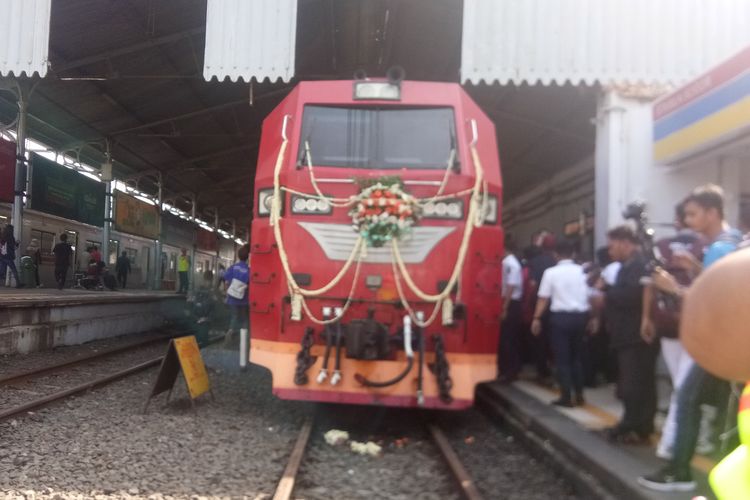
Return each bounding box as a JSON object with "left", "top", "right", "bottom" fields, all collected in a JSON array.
[
  {"left": 178, "top": 255, "right": 190, "bottom": 272},
  {"left": 710, "top": 383, "right": 750, "bottom": 499}
]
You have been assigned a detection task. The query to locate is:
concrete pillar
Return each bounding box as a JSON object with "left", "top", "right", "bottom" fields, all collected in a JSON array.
[{"left": 594, "top": 89, "right": 627, "bottom": 248}]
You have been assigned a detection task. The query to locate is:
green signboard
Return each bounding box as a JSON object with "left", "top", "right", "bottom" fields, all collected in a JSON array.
[{"left": 30, "top": 154, "right": 105, "bottom": 227}]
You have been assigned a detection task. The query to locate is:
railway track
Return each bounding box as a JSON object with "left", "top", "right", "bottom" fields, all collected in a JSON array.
[
  {"left": 0, "top": 332, "right": 217, "bottom": 423},
  {"left": 272, "top": 413, "right": 485, "bottom": 500}
]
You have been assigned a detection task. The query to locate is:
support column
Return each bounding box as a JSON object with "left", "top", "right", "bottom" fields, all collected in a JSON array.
[
  {"left": 11, "top": 98, "right": 28, "bottom": 283},
  {"left": 154, "top": 174, "right": 163, "bottom": 290},
  {"left": 190, "top": 195, "right": 197, "bottom": 293},
  {"left": 594, "top": 89, "right": 627, "bottom": 248},
  {"left": 101, "top": 143, "right": 113, "bottom": 267}
]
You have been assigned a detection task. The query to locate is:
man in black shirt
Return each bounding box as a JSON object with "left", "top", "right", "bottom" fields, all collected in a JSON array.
[
  {"left": 602, "top": 225, "right": 658, "bottom": 444},
  {"left": 52, "top": 234, "right": 73, "bottom": 290},
  {"left": 115, "top": 251, "right": 131, "bottom": 289}
]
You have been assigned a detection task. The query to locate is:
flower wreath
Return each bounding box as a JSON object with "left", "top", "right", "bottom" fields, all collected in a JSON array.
[{"left": 349, "top": 178, "right": 421, "bottom": 247}]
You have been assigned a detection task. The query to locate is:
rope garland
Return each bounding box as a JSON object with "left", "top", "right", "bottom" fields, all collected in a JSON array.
[
  {"left": 390, "top": 144, "right": 485, "bottom": 308},
  {"left": 269, "top": 119, "right": 489, "bottom": 328}
]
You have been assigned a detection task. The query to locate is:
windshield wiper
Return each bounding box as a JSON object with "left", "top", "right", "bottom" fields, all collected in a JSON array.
[{"left": 448, "top": 118, "right": 460, "bottom": 173}]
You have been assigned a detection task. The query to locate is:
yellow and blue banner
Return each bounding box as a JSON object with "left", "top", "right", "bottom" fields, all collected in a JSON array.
[{"left": 654, "top": 47, "right": 750, "bottom": 164}]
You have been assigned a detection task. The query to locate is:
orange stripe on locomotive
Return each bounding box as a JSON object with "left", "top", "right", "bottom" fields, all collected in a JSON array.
[{"left": 249, "top": 80, "right": 503, "bottom": 409}]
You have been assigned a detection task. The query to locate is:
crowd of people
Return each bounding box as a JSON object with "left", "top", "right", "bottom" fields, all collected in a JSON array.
[{"left": 500, "top": 183, "right": 745, "bottom": 492}]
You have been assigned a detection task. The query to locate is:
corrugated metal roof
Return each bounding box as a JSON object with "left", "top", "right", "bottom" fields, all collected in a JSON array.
[
  {"left": 203, "top": 0, "right": 297, "bottom": 83},
  {"left": 461, "top": 0, "right": 750, "bottom": 86},
  {"left": 0, "top": 0, "right": 51, "bottom": 77}
]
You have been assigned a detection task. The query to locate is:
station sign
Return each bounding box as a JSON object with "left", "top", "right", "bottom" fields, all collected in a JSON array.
[
  {"left": 114, "top": 191, "right": 159, "bottom": 240},
  {"left": 196, "top": 227, "right": 218, "bottom": 252},
  {"left": 0, "top": 138, "right": 15, "bottom": 203},
  {"left": 30, "top": 153, "right": 105, "bottom": 226}
]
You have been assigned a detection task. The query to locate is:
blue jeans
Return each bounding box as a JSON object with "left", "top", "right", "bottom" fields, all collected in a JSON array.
[
  {"left": 672, "top": 364, "right": 727, "bottom": 473},
  {"left": 0, "top": 257, "right": 21, "bottom": 286},
  {"left": 548, "top": 312, "right": 588, "bottom": 401},
  {"left": 228, "top": 304, "right": 249, "bottom": 331}
]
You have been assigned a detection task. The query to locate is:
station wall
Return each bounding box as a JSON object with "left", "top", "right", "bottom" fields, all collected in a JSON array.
[{"left": 503, "top": 156, "right": 594, "bottom": 254}]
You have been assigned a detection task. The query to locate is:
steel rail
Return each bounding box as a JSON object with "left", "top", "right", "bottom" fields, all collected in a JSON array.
[
  {"left": 0, "top": 335, "right": 224, "bottom": 423},
  {"left": 428, "top": 423, "right": 484, "bottom": 500},
  {"left": 272, "top": 416, "right": 315, "bottom": 500},
  {"left": 0, "top": 334, "right": 175, "bottom": 387},
  {"left": 0, "top": 357, "right": 162, "bottom": 422}
]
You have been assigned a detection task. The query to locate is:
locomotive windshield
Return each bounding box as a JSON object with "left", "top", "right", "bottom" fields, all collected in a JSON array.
[{"left": 299, "top": 106, "right": 457, "bottom": 170}]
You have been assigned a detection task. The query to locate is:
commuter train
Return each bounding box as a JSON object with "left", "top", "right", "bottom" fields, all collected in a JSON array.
[
  {"left": 0, "top": 204, "right": 235, "bottom": 289},
  {"left": 249, "top": 77, "right": 503, "bottom": 409}
]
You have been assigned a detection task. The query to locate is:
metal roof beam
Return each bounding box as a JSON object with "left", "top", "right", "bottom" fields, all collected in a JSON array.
[
  {"left": 52, "top": 27, "right": 205, "bottom": 73},
  {"left": 109, "top": 86, "right": 289, "bottom": 137}
]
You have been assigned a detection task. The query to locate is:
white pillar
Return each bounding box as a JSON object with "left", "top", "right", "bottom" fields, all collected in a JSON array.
[{"left": 594, "top": 89, "right": 627, "bottom": 248}]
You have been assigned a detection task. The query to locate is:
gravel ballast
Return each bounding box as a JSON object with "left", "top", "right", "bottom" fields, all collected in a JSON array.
[{"left": 0, "top": 341, "right": 581, "bottom": 499}]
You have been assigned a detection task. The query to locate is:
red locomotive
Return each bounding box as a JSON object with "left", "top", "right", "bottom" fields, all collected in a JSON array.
[{"left": 249, "top": 75, "right": 503, "bottom": 409}]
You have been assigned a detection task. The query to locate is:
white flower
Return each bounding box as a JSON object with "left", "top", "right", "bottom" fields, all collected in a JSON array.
[{"left": 379, "top": 198, "right": 386, "bottom": 207}]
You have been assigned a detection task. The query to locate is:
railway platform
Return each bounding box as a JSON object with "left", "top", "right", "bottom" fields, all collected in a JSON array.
[
  {"left": 479, "top": 378, "right": 716, "bottom": 500},
  {"left": 0, "top": 288, "right": 185, "bottom": 356}
]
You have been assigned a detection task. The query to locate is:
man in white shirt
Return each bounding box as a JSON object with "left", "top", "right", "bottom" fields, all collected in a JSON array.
[
  {"left": 531, "top": 240, "right": 590, "bottom": 406},
  {"left": 499, "top": 240, "right": 524, "bottom": 382}
]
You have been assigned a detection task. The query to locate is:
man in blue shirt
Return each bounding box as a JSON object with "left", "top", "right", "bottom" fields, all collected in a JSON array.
[
  {"left": 640, "top": 184, "right": 742, "bottom": 492},
  {"left": 223, "top": 244, "right": 250, "bottom": 367}
]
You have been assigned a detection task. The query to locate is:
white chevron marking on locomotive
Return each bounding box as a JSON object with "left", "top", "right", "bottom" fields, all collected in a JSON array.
[{"left": 297, "top": 222, "right": 457, "bottom": 264}]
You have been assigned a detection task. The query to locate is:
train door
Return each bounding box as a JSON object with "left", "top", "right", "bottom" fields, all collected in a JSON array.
[{"left": 108, "top": 239, "right": 119, "bottom": 265}]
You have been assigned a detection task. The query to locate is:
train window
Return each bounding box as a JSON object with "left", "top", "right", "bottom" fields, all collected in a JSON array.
[
  {"left": 299, "top": 106, "right": 457, "bottom": 170},
  {"left": 108, "top": 239, "right": 119, "bottom": 265},
  {"left": 125, "top": 247, "right": 138, "bottom": 266},
  {"left": 30, "top": 229, "right": 56, "bottom": 257}
]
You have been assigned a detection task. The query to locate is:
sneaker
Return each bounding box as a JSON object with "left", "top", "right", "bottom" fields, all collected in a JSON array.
[
  {"left": 637, "top": 466, "right": 696, "bottom": 492},
  {"left": 655, "top": 446, "right": 673, "bottom": 460}
]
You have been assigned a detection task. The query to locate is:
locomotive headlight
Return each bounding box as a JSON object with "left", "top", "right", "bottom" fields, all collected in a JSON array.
[
  {"left": 257, "top": 189, "right": 280, "bottom": 217},
  {"left": 482, "top": 195, "right": 499, "bottom": 224},
  {"left": 422, "top": 199, "right": 463, "bottom": 220},
  {"left": 291, "top": 195, "right": 333, "bottom": 215}
]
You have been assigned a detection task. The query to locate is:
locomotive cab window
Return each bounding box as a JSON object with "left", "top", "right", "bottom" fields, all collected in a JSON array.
[{"left": 299, "top": 106, "right": 458, "bottom": 170}]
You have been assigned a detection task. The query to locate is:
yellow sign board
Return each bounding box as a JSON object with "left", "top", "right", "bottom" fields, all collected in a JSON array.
[
  {"left": 144, "top": 335, "right": 212, "bottom": 412},
  {"left": 173, "top": 336, "right": 210, "bottom": 399}
]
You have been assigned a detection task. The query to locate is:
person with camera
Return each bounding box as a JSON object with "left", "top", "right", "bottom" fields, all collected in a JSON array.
[
  {"left": 641, "top": 202, "right": 705, "bottom": 460},
  {"left": 599, "top": 225, "right": 658, "bottom": 445},
  {"left": 639, "top": 184, "right": 742, "bottom": 492}
]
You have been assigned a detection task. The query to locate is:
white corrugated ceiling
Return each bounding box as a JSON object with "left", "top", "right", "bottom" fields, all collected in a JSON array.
[
  {"left": 462, "top": 0, "right": 750, "bottom": 86},
  {"left": 0, "top": 0, "right": 51, "bottom": 77},
  {"left": 203, "top": 0, "right": 297, "bottom": 83}
]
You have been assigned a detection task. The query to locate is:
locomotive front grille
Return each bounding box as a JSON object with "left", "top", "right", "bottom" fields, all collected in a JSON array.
[{"left": 297, "top": 222, "right": 456, "bottom": 264}]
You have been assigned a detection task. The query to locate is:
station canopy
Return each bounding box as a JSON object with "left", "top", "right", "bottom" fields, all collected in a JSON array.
[{"left": 1, "top": 0, "right": 748, "bottom": 236}]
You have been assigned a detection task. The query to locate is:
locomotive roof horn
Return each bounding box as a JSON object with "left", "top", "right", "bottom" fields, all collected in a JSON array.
[{"left": 386, "top": 66, "right": 406, "bottom": 85}]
